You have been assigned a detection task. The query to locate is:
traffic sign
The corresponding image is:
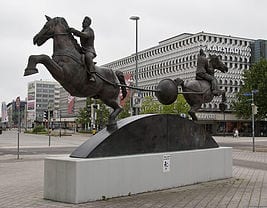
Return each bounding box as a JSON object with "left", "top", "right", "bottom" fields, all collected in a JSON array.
[
  {"left": 243, "top": 93, "right": 252, "bottom": 96},
  {"left": 252, "top": 89, "right": 259, "bottom": 94}
]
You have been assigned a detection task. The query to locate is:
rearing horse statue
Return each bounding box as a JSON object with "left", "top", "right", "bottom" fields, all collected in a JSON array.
[{"left": 24, "top": 16, "right": 127, "bottom": 129}]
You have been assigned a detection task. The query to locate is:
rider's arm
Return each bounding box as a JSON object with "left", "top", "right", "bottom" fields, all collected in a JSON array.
[{"left": 70, "top": 28, "right": 90, "bottom": 38}]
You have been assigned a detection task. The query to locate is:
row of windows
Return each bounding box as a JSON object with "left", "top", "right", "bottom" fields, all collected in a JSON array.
[
  {"left": 36, "top": 94, "right": 54, "bottom": 98},
  {"left": 36, "top": 98, "right": 55, "bottom": 103},
  {"left": 219, "top": 86, "right": 240, "bottom": 93},
  {"left": 202, "top": 103, "right": 231, "bottom": 110},
  {"left": 108, "top": 34, "right": 251, "bottom": 68},
  {"left": 123, "top": 54, "right": 250, "bottom": 79},
  {"left": 134, "top": 54, "right": 249, "bottom": 72},
  {"left": 203, "top": 35, "right": 249, "bottom": 46},
  {"left": 218, "top": 79, "right": 244, "bottom": 85},
  {"left": 128, "top": 61, "right": 249, "bottom": 81},
  {"left": 36, "top": 84, "right": 55, "bottom": 88},
  {"left": 36, "top": 89, "right": 55, "bottom": 93}
]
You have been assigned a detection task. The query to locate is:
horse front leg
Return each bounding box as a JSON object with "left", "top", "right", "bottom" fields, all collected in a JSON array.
[{"left": 24, "top": 55, "right": 63, "bottom": 80}]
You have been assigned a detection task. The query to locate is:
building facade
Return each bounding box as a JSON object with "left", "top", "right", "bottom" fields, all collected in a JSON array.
[
  {"left": 26, "top": 80, "right": 60, "bottom": 128},
  {"left": 6, "top": 100, "right": 27, "bottom": 129},
  {"left": 57, "top": 86, "right": 86, "bottom": 130},
  {"left": 250, "top": 39, "right": 267, "bottom": 63},
  {"left": 103, "top": 32, "right": 255, "bottom": 134}
]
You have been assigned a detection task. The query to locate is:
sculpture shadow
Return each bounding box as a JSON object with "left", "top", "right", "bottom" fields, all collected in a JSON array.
[{"left": 70, "top": 114, "right": 218, "bottom": 158}]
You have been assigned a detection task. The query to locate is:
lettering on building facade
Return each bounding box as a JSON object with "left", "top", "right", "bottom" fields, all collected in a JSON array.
[
  {"left": 197, "top": 113, "right": 217, "bottom": 120},
  {"left": 206, "top": 44, "right": 251, "bottom": 57}
]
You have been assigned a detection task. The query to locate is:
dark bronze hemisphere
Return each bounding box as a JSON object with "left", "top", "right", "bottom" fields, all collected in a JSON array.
[{"left": 156, "top": 79, "right": 178, "bottom": 105}]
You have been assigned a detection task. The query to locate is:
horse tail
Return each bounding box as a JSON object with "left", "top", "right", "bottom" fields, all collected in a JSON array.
[
  {"left": 173, "top": 77, "right": 184, "bottom": 87},
  {"left": 115, "top": 70, "right": 127, "bottom": 100}
]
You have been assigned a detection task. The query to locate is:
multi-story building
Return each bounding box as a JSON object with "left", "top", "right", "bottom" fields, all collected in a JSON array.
[
  {"left": 103, "top": 31, "right": 258, "bottom": 135},
  {"left": 26, "top": 80, "right": 60, "bottom": 128},
  {"left": 6, "top": 100, "right": 27, "bottom": 128},
  {"left": 57, "top": 86, "right": 86, "bottom": 130},
  {"left": 250, "top": 39, "right": 267, "bottom": 63}
]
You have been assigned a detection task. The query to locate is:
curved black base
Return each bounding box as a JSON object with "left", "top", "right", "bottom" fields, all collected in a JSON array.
[{"left": 70, "top": 114, "right": 219, "bottom": 158}]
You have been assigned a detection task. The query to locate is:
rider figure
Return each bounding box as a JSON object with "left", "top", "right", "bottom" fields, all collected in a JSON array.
[
  {"left": 70, "top": 16, "right": 96, "bottom": 81},
  {"left": 196, "top": 49, "right": 221, "bottom": 95}
]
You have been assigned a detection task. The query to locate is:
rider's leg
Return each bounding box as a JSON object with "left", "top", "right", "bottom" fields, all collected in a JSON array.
[
  {"left": 85, "top": 53, "right": 95, "bottom": 81},
  {"left": 197, "top": 73, "right": 221, "bottom": 95},
  {"left": 85, "top": 52, "right": 95, "bottom": 73},
  {"left": 210, "top": 78, "right": 222, "bottom": 95},
  {"left": 211, "top": 78, "right": 218, "bottom": 91}
]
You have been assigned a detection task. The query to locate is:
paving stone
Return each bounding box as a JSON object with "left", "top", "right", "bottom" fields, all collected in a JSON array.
[{"left": 1, "top": 135, "right": 267, "bottom": 208}]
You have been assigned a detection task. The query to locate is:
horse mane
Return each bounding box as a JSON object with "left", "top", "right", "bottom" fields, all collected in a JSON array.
[{"left": 56, "top": 17, "right": 82, "bottom": 53}]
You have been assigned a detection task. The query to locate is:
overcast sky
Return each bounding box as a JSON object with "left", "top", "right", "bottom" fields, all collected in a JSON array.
[{"left": 1, "top": 0, "right": 267, "bottom": 109}]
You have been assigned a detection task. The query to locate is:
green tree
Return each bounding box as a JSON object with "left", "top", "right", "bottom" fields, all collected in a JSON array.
[
  {"left": 95, "top": 101, "right": 110, "bottom": 129},
  {"left": 140, "top": 95, "right": 190, "bottom": 116},
  {"left": 118, "top": 98, "right": 131, "bottom": 119},
  {"left": 161, "top": 94, "right": 190, "bottom": 115},
  {"left": 232, "top": 59, "right": 267, "bottom": 119},
  {"left": 76, "top": 98, "right": 110, "bottom": 130},
  {"left": 140, "top": 96, "right": 161, "bottom": 114},
  {"left": 76, "top": 97, "right": 91, "bottom": 130}
]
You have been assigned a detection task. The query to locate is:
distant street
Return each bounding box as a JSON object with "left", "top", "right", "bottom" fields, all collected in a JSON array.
[
  {"left": 0, "top": 130, "right": 89, "bottom": 158},
  {"left": 215, "top": 136, "right": 267, "bottom": 152}
]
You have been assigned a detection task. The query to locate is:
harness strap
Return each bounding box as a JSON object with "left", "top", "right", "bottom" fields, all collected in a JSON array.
[
  {"left": 52, "top": 52, "right": 84, "bottom": 65},
  {"left": 95, "top": 72, "right": 118, "bottom": 87}
]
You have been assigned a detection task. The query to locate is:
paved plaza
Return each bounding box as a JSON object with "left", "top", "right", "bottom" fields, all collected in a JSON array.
[{"left": 0, "top": 130, "right": 267, "bottom": 208}]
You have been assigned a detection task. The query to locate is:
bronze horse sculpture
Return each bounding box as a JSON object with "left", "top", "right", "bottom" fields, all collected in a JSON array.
[
  {"left": 24, "top": 16, "right": 228, "bottom": 127},
  {"left": 173, "top": 54, "right": 228, "bottom": 120},
  {"left": 24, "top": 16, "right": 127, "bottom": 129},
  {"left": 156, "top": 53, "right": 228, "bottom": 121}
]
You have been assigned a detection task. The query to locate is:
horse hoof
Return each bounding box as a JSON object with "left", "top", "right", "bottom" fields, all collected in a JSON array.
[
  {"left": 24, "top": 68, "right": 39, "bottom": 76},
  {"left": 107, "top": 122, "right": 118, "bottom": 132}
]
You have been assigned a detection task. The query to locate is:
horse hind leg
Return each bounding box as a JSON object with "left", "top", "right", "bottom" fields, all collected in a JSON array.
[
  {"left": 104, "top": 99, "right": 122, "bottom": 132},
  {"left": 189, "top": 103, "right": 201, "bottom": 121},
  {"left": 115, "top": 70, "right": 127, "bottom": 99},
  {"left": 189, "top": 111, "right": 198, "bottom": 121}
]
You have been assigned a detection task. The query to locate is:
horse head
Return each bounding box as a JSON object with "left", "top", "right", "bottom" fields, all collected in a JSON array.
[
  {"left": 209, "top": 54, "right": 228, "bottom": 73},
  {"left": 33, "top": 16, "right": 69, "bottom": 46}
]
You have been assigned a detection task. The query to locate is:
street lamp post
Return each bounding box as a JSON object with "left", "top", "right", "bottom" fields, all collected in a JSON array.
[
  {"left": 244, "top": 89, "right": 258, "bottom": 152},
  {"left": 130, "top": 16, "right": 140, "bottom": 115},
  {"left": 128, "top": 78, "right": 134, "bottom": 116},
  {"left": 47, "top": 101, "right": 52, "bottom": 147},
  {"left": 251, "top": 90, "right": 258, "bottom": 152},
  {"left": 59, "top": 109, "right": 62, "bottom": 137},
  {"left": 16, "top": 96, "right": 20, "bottom": 159}
]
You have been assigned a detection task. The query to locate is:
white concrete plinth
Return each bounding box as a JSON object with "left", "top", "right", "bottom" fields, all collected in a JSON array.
[{"left": 44, "top": 147, "right": 232, "bottom": 203}]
